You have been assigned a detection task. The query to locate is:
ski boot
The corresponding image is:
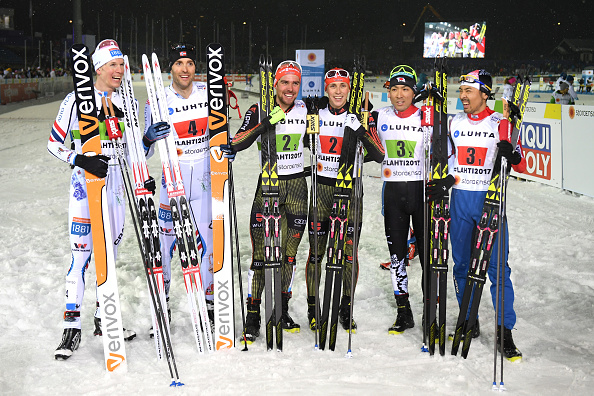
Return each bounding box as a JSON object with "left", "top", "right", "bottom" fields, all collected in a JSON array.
[
  {"left": 307, "top": 296, "right": 321, "bottom": 331},
  {"left": 388, "top": 295, "right": 414, "bottom": 334},
  {"left": 338, "top": 295, "right": 357, "bottom": 333},
  {"left": 242, "top": 298, "right": 261, "bottom": 344},
  {"left": 280, "top": 293, "right": 300, "bottom": 333},
  {"left": 54, "top": 328, "right": 81, "bottom": 360},
  {"left": 497, "top": 327, "right": 522, "bottom": 362},
  {"left": 94, "top": 317, "right": 137, "bottom": 341}
]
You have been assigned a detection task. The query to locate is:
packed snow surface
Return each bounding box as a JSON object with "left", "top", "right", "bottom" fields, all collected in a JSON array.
[{"left": 1, "top": 84, "right": 593, "bottom": 395}]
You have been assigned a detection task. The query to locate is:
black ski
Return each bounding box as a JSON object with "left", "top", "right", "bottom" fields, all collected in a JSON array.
[
  {"left": 451, "top": 77, "right": 531, "bottom": 358},
  {"left": 319, "top": 61, "right": 364, "bottom": 351},
  {"left": 259, "top": 55, "right": 283, "bottom": 352},
  {"left": 426, "top": 57, "right": 450, "bottom": 356}
]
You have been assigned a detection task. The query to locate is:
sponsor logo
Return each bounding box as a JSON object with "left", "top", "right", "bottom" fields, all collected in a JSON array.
[
  {"left": 73, "top": 243, "right": 88, "bottom": 249},
  {"left": 215, "top": 280, "right": 234, "bottom": 350},
  {"left": 109, "top": 49, "right": 123, "bottom": 57},
  {"left": 521, "top": 121, "right": 551, "bottom": 180},
  {"left": 216, "top": 336, "right": 233, "bottom": 350},
  {"left": 107, "top": 353, "right": 125, "bottom": 372},
  {"left": 102, "top": 292, "right": 124, "bottom": 370},
  {"left": 71, "top": 218, "right": 91, "bottom": 236}
]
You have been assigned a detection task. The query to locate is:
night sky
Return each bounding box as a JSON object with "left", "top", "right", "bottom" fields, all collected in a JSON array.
[{"left": 2, "top": 0, "right": 593, "bottom": 66}]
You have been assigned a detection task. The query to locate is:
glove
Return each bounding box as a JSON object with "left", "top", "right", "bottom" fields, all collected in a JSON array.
[
  {"left": 143, "top": 176, "right": 156, "bottom": 195},
  {"left": 426, "top": 174, "right": 455, "bottom": 202},
  {"left": 74, "top": 154, "right": 110, "bottom": 178},
  {"left": 345, "top": 114, "right": 364, "bottom": 137},
  {"left": 318, "top": 96, "right": 329, "bottom": 110},
  {"left": 220, "top": 144, "right": 236, "bottom": 162},
  {"left": 414, "top": 84, "right": 430, "bottom": 103},
  {"left": 267, "top": 106, "right": 286, "bottom": 125},
  {"left": 143, "top": 121, "right": 170, "bottom": 148},
  {"left": 304, "top": 96, "right": 320, "bottom": 114},
  {"left": 494, "top": 140, "right": 521, "bottom": 172}
]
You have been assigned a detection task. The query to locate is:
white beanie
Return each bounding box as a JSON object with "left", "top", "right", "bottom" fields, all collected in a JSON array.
[{"left": 92, "top": 39, "right": 123, "bottom": 71}]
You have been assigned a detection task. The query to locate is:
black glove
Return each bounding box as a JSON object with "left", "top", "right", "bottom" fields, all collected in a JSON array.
[
  {"left": 220, "top": 144, "right": 236, "bottom": 162},
  {"left": 426, "top": 174, "right": 455, "bottom": 202},
  {"left": 143, "top": 176, "right": 156, "bottom": 195},
  {"left": 494, "top": 140, "right": 521, "bottom": 172},
  {"left": 414, "top": 84, "right": 430, "bottom": 103},
  {"left": 74, "top": 154, "right": 110, "bottom": 178},
  {"left": 304, "top": 96, "right": 319, "bottom": 114},
  {"left": 318, "top": 96, "right": 329, "bottom": 109}
]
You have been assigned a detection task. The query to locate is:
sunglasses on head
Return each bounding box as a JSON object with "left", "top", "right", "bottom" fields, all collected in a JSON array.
[
  {"left": 459, "top": 74, "right": 491, "bottom": 91},
  {"left": 389, "top": 65, "right": 417, "bottom": 81},
  {"left": 275, "top": 60, "right": 302, "bottom": 74},
  {"left": 325, "top": 69, "right": 350, "bottom": 79}
]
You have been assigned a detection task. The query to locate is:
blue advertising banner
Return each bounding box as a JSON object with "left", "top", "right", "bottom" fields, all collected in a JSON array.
[{"left": 295, "top": 49, "right": 325, "bottom": 99}]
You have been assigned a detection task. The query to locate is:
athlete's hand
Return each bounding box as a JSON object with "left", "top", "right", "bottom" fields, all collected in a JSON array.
[
  {"left": 494, "top": 140, "right": 521, "bottom": 172},
  {"left": 426, "top": 175, "right": 455, "bottom": 202},
  {"left": 143, "top": 176, "right": 156, "bottom": 195},
  {"left": 345, "top": 114, "right": 364, "bottom": 137},
  {"left": 74, "top": 154, "right": 110, "bottom": 178},
  {"left": 305, "top": 96, "right": 319, "bottom": 114},
  {"left": 220, "top": 144, "right": 236, "bottom": 162},
  {"left": 267, "top": 107, "right": 286, "bottom": 125},
  {"left": 143, "top": 121, "right": 170, "bottom": 148}
]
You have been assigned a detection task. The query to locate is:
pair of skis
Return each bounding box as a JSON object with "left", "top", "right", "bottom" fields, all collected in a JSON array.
[
  {"left": 424, "top": 57, "right": 450, "bottom": 356},
  {"left": 118, "top": 55, "right": 180, "bottom": 385},
  {"left": 258, "top": 55, "right": 284, "bottom": 352},
  {"left": 451, "top": 77, "right": 531, "bottom": 359},
  {"left": 143, "top": 52, "right": 214, "bottom": 354},
  {"left": 318, "top": 61, "right": 365, "bottom": 352}
]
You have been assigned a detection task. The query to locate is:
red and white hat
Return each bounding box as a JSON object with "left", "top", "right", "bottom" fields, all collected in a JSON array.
[
  {"left": 92, "top": 39, "right": 123, "bottom": 71},
  {"left": 274, "top": 60, "right": 302, "bottom": 87}
]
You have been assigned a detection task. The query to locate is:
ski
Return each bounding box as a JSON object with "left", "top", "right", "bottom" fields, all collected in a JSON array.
[
  {"left": 451, "top": 77, "right": 530, "bottom": 358},
  {"left": 319, "top": 60, "right": 364, "bottom": 351},
  {"left": 70, "top": 44, "right": 127, "bottom": 373},
  {"left": 305, "top": 95, "right": 321, "bottom": 348},
  {"left": 207, "top": 43, "right": 236, "bottom": 350},
  {"left": 259, "top": 55, "right": 283, "bottom": 352},
  {"left": 143, "top": 53, "right": 214, "bottom": 354},
  {"left": 426, "top": 57, "right": 450, "bottom": 356},
  {"left": 119, "top": 56, "right": 181, "bottom": 385}
]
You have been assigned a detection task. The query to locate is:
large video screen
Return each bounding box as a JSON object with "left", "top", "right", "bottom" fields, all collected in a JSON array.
[{"left": 423, "top": 22, "right": 486, "bottom": 58}]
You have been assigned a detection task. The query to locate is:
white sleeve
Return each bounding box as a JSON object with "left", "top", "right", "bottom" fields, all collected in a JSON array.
[{"left": 47, "top": 92, "right": 78, "bottom": 165}]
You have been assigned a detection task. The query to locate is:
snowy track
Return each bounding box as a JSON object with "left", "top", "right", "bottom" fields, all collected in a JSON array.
[{"left": 0, "top": 84, "right": 593, "bottom": 395}]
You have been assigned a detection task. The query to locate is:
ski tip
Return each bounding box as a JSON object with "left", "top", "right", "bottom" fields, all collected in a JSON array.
[
  {"left": 170, "top": 380, "right": 185, "bottom": 387},
  {"left": 345, "top": 350, "right": 353, "bottom": 359},
  {"left": 421, "top": 344, "right": 429, "bottom": 353}
]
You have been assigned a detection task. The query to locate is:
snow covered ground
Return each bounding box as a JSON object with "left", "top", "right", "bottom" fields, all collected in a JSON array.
[{"left": 1, "top": 83, "right": 593, "bottom": 396}]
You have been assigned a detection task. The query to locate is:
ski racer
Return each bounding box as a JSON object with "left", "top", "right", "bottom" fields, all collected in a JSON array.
[
  {"left": 375, "top": 65, "right": 430, "bottom": 334},
  {"left": 429, "top": 69, "right": 525, "bottom": 361},
  {"left": 224, "top": 60, "right": 308, "bottom": 343},
  {"left": 142, "top": 43, "right": 215, "bottom": 332},
  {"left": 304, "top": 68, "right": 384, "bottom": 332},
  {"left": 49, "top": 39, "right": 139, "bottom": 359}
]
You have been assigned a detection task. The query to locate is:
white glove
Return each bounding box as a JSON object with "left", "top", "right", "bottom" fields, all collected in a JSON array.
[{"left": 345, "top": 114, "right": 362, "bottom": 132}]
